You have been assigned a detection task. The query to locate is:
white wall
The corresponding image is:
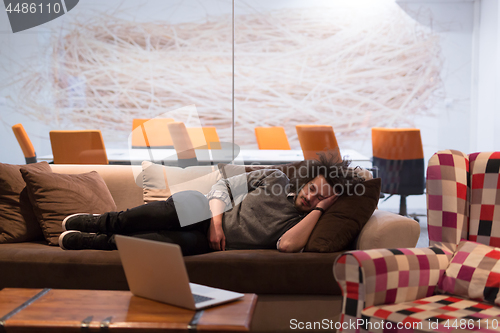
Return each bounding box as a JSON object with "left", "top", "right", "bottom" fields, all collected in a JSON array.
[
  {"left": 473, "top": 0, "right": 500, "bottom": 152},
  {"left": 381, "top": 0, "right": 475, "bottom": 211},
  {"left": 397, "top": 0, "right": 475, "bottom": 156}
]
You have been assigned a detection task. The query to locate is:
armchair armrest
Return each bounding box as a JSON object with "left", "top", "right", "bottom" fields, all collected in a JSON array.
[
  {"left": 333, "top": 247, "right": 452, "bottom": 332},
  {"left": 356, "top": 210, "right": 420, "bottom": 250}
]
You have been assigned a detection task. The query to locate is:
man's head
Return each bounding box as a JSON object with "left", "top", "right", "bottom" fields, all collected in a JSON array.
[
  {"left": 294, "top": 174, "right": 335, "bottom": 213},
  {"left": 290, "top": 152, "right": 364, "bottom": 213}
]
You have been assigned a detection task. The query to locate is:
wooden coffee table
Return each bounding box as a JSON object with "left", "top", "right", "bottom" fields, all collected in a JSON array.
[{"left": 0, "top": 288, "right": 257, "bottom": 332}]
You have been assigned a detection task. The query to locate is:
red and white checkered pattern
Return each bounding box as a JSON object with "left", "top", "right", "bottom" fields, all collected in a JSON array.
[
  {"left": 469, "top": 152, "right": 500, "bottom": 247},
  {"left": 334, "top": 247, "right": 452, "bottom": 333},
  {"left": 363, "top": 295, "right": 500, "bottom": 333},
  {"left": 334, "top": 150, "right": 500, "bottom": 333},
  {"left": 426, "top": 150, "right": 469, "bottom": 253},
  {"left": 439, "top": 241, "right": 500, "bottom": 305}
]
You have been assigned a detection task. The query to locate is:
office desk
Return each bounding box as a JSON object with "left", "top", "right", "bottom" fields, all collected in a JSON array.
[{"left": 39, "top": 149, "right": 371, "bottom": 166}]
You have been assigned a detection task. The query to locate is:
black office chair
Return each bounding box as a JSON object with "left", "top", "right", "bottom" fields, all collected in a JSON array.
[{"left": 371, "top": 128, "right": 425, "bottom": 219}]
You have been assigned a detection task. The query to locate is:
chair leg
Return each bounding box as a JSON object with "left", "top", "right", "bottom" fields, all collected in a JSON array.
[
  {"left": 400, "top": 194, "right": 423, "bottom": 222},
  {"left": 399, "top": 194, "right": 407, "bottom": 216}
]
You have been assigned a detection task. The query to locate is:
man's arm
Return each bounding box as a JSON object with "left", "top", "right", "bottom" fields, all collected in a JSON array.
[
  {"left": 208, "top": 198, "right": 226, "bottom": 251},
  {"left": 277, "top": 195, "right": 338, "bottom": 253},
  {"left": 206, "top": 169, "right": 285, "bottom": 251}
]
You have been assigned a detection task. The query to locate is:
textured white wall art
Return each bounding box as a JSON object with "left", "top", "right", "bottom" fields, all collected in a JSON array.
[{"left": 6, "top": 2, "right": 442, "bottom": 148}]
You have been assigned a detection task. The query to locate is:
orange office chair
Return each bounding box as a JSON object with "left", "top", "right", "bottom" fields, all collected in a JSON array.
[
  {"left": 296, "top": 125, "right": 341, "bottom": 161},
  {"left": 371, "top": 128, "right": 425, "bottom": 217},
  {"left": 12, "top": 124, "right": 37, "bottom": 164},
  {"left": 131, "top": 118, "right": 175, "bottom": 149},
  {"left": 167, "top": 122, "right": 198, "bottom": 167},
  {"left": 186, "top": 127, "right": 221, "bottom": 149},
  {"left": 49, "top": 130, "right": 108, "bottom": 164},
  {"left": 254, "top": 126, "right": 291, "bottom": 150}
]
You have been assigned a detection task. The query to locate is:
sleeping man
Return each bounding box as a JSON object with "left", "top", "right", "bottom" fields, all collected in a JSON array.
[{"left": 59, "top": 154, "right": 364, "bottom": 255}]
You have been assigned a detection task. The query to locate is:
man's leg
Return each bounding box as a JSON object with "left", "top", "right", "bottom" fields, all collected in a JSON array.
[
  {"left": 92, "top": 191, "right": 212, "bottom": 234},
  {"left": 60, "top": 223, "right": 210, "bottom": 254},
  {"left": 60, "top": 191, "right": 213, "bottom": 252}
]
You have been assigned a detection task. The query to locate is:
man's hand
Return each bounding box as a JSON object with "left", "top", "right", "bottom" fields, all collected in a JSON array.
[
  {"left": 208, "top": 198, "right": 226, "bottom": 251},
  {"left": 315, "top": 194, "right": 338, "bottom": 211},
  {"left": 208, "top": 216, "right": 226, "bottom": 251},
  {"left": 278, "top": 193, "right": 339, "bottom": 253}
]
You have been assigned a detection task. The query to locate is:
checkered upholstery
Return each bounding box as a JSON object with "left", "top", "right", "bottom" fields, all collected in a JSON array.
[
  {"left": 440, "top": 240, "right": 500, "bottom": 305},
  {"left": 334, "top": 150, "right": 500, "bottom": 332},
  {"left": 362, "top": 295, "right": 500, "bottom": 333},
  {"left": 469, "top": 152, "right": 500, "bottom": 247},
  {"left": 427, "top": 150, "right": 469, "bottom": 253},
  {"left": 334, "top": 247, "right": 451, "bottom": 333}
]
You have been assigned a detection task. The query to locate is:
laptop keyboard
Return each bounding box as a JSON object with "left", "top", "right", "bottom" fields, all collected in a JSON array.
[{"left": 193, "top": 294, "right": 214, "bottom": 304}]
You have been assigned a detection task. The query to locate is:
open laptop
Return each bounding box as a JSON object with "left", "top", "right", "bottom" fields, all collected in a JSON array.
[{"left": 115, "top": 235, "right": 244, "bottom": 310}]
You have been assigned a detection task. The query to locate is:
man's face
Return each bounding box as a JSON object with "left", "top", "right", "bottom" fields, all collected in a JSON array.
[{"left": 294, "top": 175, "right": 335, "bottom": 213}]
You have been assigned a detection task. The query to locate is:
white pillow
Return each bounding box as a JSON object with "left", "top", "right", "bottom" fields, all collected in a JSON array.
[{"left": 141, "top": 161, "right": 221, "bottom": 203}]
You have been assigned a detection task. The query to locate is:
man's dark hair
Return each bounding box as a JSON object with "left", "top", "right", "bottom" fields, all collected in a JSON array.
[{"left": 288, "top": 152, "right": 365, "bottom": 195}]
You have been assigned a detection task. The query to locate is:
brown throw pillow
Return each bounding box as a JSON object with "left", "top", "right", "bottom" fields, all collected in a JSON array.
[
  {"left": 304, "top": 178, "right": 381, "bottom": 253},
  {"left": 20, "top": 169, "right": 117, "bottom": 245},
  {"left": 0, "top": 162, "right": 49, "bottom": 243}
]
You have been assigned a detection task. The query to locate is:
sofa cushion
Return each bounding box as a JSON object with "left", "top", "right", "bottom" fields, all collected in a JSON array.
[
  {"left": 304, "top": 178, "right": 381, "bottom": 252},
  {"left": 141, "top": 161, "right": 221, "bottom": 203},
  {"left": 0, "top": 241, "right": 128, "bottom": 290},
  {"left": 361, "top": 294, "right": 500, "bottom": 331},
  {"left": 0, "top": 242, "right": 341, "bottom": 295},
  {"left": 50, "top": 164, "right": 144, "bottom": 212},
  {"left": 0, "top": 162, "right": 49, "bottom": 243},
  {"left": 20, "top": 169, "right": 117, "bottom": 245},
  {"left": 185, "top": 250, "right": 342, "bottom": 295},
  {"left": 439, "top": 240, "right": 500, "bottom": 305}
]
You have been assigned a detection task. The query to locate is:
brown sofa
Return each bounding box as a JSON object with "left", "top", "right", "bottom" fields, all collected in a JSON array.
[{"left": 0, "top": 164, "right": 420, "bottom": 332}]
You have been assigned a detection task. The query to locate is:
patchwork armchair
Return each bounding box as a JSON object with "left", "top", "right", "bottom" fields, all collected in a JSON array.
[{"left": 334, "top": 150, "right": 500, "bottom": 333}]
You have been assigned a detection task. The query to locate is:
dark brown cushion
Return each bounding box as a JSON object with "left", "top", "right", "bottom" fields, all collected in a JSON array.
[
  {"left": 185, "top": 249, "right": 342, "bottom": 295},
  {"left": 20, "top": 169, "right": 117, "bottom": 246},
  {"left": 0, "top": 162, "right": 49, "bottom": 243},
  {"left": 304, "top": 178, "right": 381, "bottom": 252},
  {"left": 0, "top": 242, "right": 341, "bottom": 295}
]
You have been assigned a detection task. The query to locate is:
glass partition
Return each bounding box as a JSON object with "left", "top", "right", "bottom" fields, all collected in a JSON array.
[
  {"left": 0, "top": 0, "right": 233, "bottom": 164},
  {"left": 234, "top": 0, "right": 446, "bottom": 159},
  {"left": 0, "top": 0, "right": 474, "bottom": 168}
]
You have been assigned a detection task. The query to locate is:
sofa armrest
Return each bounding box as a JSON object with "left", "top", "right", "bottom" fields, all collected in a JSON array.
[
  {"left": 356, "top": 210, "right": 420, "bottom": 250},
  {"left": 333, "top": 247, "right": 451, "bottom": 332}
]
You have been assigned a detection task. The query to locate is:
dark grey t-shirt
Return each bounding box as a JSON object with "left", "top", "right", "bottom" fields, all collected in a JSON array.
[{"left": 207, "top": 169, "right": 303, "bottom": 250}]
